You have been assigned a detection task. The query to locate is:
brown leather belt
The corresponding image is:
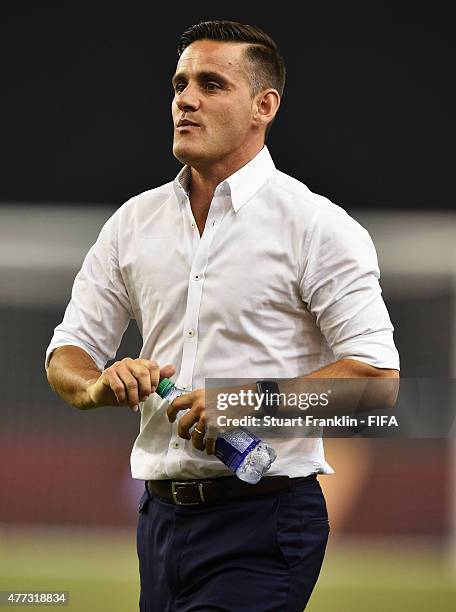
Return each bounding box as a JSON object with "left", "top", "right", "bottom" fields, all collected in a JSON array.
[{"left": 147, "top": 475, "right": 315, "bottom": 506}]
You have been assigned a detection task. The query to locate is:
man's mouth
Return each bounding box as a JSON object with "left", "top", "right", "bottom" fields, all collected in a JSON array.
[{"left": 176, "top": 119, "right": 200, "bottom": 129}]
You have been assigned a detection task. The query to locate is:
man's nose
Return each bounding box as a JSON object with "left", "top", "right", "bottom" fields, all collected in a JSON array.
[{"left": 175, "top": 84, "right": 200, "bottom": 112}]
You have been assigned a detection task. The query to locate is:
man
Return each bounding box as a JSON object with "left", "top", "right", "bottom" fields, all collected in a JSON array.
[{"left": 46, "top": 20, "right": 400, "bottom": 611}]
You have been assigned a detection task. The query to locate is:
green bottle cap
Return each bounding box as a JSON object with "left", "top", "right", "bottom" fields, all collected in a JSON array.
[{"left": 156, "top": 378, "right": 174, "bottom": 398}]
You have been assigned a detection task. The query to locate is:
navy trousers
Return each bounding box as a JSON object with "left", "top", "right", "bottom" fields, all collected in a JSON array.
[{"left": 137, "top": 476, "right": 329, "bottom": 612}]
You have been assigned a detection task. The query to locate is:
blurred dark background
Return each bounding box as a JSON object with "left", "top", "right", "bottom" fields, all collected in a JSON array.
[
  {"left": 1, "top": 0, "right": 454, "bottom": 527},
  {"left": 1, "top": 5, "right": 454, "bottom": 209},
  {"left": 1, "top": 7, "right": 455, "bottom": 610}
]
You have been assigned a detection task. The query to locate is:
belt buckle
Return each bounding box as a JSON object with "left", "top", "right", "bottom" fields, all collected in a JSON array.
[{"left": 171, "top": 480, "right": 207, "bottom": 505}]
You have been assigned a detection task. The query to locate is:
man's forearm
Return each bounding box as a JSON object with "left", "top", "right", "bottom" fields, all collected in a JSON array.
[
  {"left": 206, "top": 358, "right": 400, "bottom": 425},
  {"left": 280, "top": 358, "right": 400, "bottom": 415},
  {"left": 47, "top": 348, "right": 177, "bottom": 412},
  {"left": 301, "top": 358, "right": 399, "bottom": 380},
  {"left": 46, "top": 345, "right": 101, "bottom": 409}
]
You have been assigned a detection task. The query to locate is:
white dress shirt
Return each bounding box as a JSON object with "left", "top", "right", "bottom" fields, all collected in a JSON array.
[{"left": 45, "top": 146, "right": 399, "bottom": 480}]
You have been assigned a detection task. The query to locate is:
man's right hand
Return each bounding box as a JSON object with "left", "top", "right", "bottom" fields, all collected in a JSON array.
[{"left": 86, "top": 358, "right": 176, "bottom": 412}]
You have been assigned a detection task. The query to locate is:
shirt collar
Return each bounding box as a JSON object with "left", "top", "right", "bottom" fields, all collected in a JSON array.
[
  {"left": 172, "top": 146, "right": 276, "bottom": 212},
  {"left": 173, "top": 165, "right": 192, "bottom": 204}
]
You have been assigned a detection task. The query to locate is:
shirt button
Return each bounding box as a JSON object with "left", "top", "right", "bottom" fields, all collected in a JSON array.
[
  {"left": 186, "top": 329, "right": 195, "bottom": 338},
  {"left": 172, "top": 442, "right": 180, "bottom": 449},
  {"left": 191, "top": 221, "right": 196, "bottom": 229},
  {"left": 193, "top": 273, "right": 201, "bottom": 281}
]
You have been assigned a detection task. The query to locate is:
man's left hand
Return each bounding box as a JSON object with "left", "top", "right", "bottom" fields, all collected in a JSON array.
[{"left": 166, "top": 389, "right": 216, "bottom": 454}]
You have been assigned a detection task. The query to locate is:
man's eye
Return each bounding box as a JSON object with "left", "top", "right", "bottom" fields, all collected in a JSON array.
[
  {"left": 175, "top": 83, "right": 186, "bottom": 93},
  {"left": 205, "top": 82, "right": 219, "bottom": 91}
]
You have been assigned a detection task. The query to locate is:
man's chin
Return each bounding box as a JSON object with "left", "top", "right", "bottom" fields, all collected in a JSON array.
[{"left": 173, "top": 143, "right": 205, "bottom": 166}]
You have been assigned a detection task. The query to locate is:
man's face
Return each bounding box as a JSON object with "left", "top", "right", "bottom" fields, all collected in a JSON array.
[{"left": 171, "top": 39, "right": 257, "bottom": 167}]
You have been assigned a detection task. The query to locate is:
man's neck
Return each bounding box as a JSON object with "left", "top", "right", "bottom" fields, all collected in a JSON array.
[
  {"left": 189, "top": 143, "right": 264, "bottom": 202},
  {"left": 186, "top": 142, "right": 264, "bottom": 235}
]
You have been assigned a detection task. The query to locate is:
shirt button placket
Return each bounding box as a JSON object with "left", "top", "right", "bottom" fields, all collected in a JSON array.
[{"left": 178, "top": 196, "right": 224, "bottom": 407}]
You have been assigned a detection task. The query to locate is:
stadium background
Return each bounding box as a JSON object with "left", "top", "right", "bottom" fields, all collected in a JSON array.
[{"left": 1, "top": 5, "right": 455, "bottom": 611}]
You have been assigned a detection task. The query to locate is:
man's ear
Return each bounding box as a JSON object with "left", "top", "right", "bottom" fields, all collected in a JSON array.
[{"left": 253, "top": 89, "right": 281, "bottom": 129}]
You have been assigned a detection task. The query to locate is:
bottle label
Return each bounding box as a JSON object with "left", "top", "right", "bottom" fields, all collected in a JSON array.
[{"left": 214, "top": 427, "right": 261, "bottom": 471}]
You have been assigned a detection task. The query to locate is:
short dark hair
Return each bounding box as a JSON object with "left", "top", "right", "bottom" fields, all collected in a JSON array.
[{"left": 177, "top": 20, "right": 286, "bottom": 98}]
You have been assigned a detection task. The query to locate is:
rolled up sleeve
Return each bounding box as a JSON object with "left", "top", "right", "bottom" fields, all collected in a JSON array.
[
  {"left": 300, "top": 206, "right": 400, "bottom": 370},
  {"left": 45, "top": 213, "right": 133, "bottom": 372}
]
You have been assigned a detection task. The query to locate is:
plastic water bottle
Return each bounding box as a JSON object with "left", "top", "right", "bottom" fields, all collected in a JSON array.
[
  {"left": 156, "top": 378, "right": 276, "bottom": 484},
  {"left": 214, "top": 426, "right": 277, "bottom": 484}
]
